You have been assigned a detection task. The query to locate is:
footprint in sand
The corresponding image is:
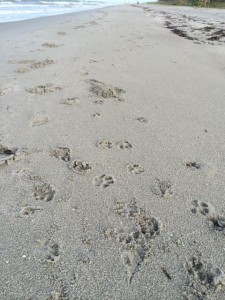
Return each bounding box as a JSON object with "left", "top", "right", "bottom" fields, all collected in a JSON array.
[
  {"left": 93, "top": 174, "right": 115, "bottom": 188},
  {"left": 185, "top": 255, "right": 225, "bottom": 299},
  {"left": 106, "top": 199, "right": 161, "bottom": 284},
  {"left": 184, "top": 161, "right": 201, "bottom": 170},
  {"left": 16, "top": 59, "right": 55, "bottom": 73},
  {"left": 30, "top": 115, "right": 49, "bottom": 127},
  {"left": 17, "top": 205, "right": 42, "bottom": 217},
  {"left": 33, "top": 183, "right": 55, "bottom": 202},
  {"left": 61, "top": 97, "right": 79, "bottom": 106},
  {"left": 152, "top": 179, "right": 172, "bottom": 198},
  {"left": 0, "top": 84, "right": 14, "bottom": 97},
  {"left": 26, "top": 83, "right": 62, "bottom": 95},
  {"left": 89, "top": 79, "right": 126, "bottom": 102},
  {"left": 116, "top": 141, "right": 132, "bottom": 149},
  {"left": 74, "top": 25, "right": 86, "bottom": 29},
  {"left": 96, "top": 140, "right": 113, "bottom": 149},
  {"left": 0, "top": 144, "right": 27, "bottom": 166},
  {"left": 42, "top": 43, "right": 60, "bottom": 48},
  {"left": 127, "top": 164, "right": 145, "bottom": 174},
  {"left": 79, "top": 67, "right": 89, "bottom": 76},
  {"left": 69, "top": 160, "right": 92, "bottom": 174},
  {"left": 93, "top": 99, "right": 104, "bottom": 105},
  {"left": 191, "top": 200, "right": 215, "bottom": 217},
  {"left": 135, "top": 117, "right": 148, "bottom": 123},
  {"left": 35, "top": 239, "right": 60, "bottom": 263},
  {"left": 191, "top": 200, "right": 225, "bottom": 234},
  {"left": 92, "top": 112, "right": 101, "bottom": 117},
  {"left": 51, "top": 147, "right": 71, "bottom": 162},
  {"left": 57, "top": 31, "right": 66, "bottom": 35}
]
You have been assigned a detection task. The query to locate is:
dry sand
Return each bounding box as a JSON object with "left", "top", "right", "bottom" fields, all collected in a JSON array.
[{"left": 0, "top": 4, "right": 225, "bottom": 299}]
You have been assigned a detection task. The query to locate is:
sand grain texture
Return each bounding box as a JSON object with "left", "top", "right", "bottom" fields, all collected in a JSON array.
[{"left": 0, "top": 4, "right": 225, "bottom": 300}]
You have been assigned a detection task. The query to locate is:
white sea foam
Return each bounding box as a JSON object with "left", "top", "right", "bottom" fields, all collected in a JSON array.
[{"left": 0, "top": 0, "right": 144, "bottom": 23}]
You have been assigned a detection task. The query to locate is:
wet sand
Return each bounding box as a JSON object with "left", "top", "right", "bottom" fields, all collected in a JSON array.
[{"left": 0, "top": 4, "right": 225, "bottom": 299}]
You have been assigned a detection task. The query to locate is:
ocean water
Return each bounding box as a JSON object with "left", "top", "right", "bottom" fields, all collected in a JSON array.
[{"left": 0, "top": 0, "right": 143, "bottom": 23}]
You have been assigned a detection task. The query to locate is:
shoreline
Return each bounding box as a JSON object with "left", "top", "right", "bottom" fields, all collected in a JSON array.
[{"left": 1, "top": 4, "right": 225, "bottom": 299}]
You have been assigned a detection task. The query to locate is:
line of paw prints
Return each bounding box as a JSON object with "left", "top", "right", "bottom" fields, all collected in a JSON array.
[{"left": 96, "top": 140, "right": 132, "bottom": 149}]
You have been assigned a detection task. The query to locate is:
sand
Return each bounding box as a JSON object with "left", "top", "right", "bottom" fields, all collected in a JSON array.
[{"left": 0, "top": 4, "right": 225, "bottom": 299}]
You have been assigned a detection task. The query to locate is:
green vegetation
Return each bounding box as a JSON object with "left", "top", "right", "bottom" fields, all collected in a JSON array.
[{"left": 148, "top": 0, "right": 225, "bottom": 8}]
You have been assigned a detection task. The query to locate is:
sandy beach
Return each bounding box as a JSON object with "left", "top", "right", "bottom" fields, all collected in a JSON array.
[{"left": 0, "top": 4, "right": 225, "bottom": 299}]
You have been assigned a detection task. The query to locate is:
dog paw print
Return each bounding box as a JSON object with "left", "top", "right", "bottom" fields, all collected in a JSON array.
[
  {"left": 69, "top": 160, "right": 92, "bottom": 174},
  {"left": 34, "top": 183, "right": 55, "bottom": 202},
  {"left": 185, "top": 161, "right": 201, "bottom": 170},
  {"left": 135, "top": 117, "right": 148, "bottom": 123},
  {"left": 93, "top": 174, "right": 115, "bottom": 188},
  {"left": 36, "top": 240, "right": 60, "bottom": 262},
  {"left": 191, "top": 200, "right": 215, "bottom": 217},
  {"left": 127, "top": 164, "right": 145, "bottom": 174},
  {"left": 51, "top": 147, "right": 71, "bottom": 162},
  {"left": 96, "top": 140, "right": 113, "bottom": 149},
  {"left": 152, "top": 179, "right": 172, "bottom": 198},
  {"left": 116, "top": 141, "right": 132, "bottom": 149}
]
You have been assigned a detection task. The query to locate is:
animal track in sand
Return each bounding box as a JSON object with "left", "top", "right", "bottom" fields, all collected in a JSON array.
[
  {"left": 51, "top": 147, "right": 71, "bottom": 162},
  {"left": 210, "top": 216, "right": 225, "bottom": 234},
  {"left": 36, "top": 239, "right": 60, "bottom": 263},
  {"left": 30, "top": 115, "right": 49, "bottom": 127},
  {"left": 69, "top": 160, "right": 92, "bottom": 174},
  {"left": 109, "top": 199, "right": 161, "bottom": 283},
  {"left": 93, "top": 99, "right": 104, "bottom": 105},
  {"left": 61, "top": 97, "right": 79, "bottom": 106},
  {"left": 0, "top": 85, "right": 14, "bottom": 96},
  {"left": 152, "top": 179, "right": 172, "bottom": 198},
  {"left": 135, "top": 117, "right": 148, "bottom": 123},
  {"left": 89, "top": 79, "right": 125, "bottom": 102},
  {"left": 93, "top": 174, "right": 115, "bottom": 188},
  {"left": 92, "top": 112, "right": 101, "bottom": 117},
  {"left": 127, "top": 164, "right": 145, "bottom": 174},
  {"left": 191, "top": 200, "right": 215, "bottom": 217},
  {"left": 79, "top": 68, "right": 89, "bottom": 76},
  {"left": 116, "top": 141, "right": 132, "bottom": 149},
  {"left": 42, "top": 43, "right": 60, "bottom": 48},
  {"left": 96, "top": 140, "right": 113, "bottom": 149},
  {"left": 185, "top": 161, "right": 201, "bottom": 170},
  {"left": 16, "top": 59, "right": 55, "bottom": 73},
  {"left": 17, "top": 205, "right": 42, "bottom": 217},
  {"left": 191, "top": 200, "right": 225, "bottom": 235},
  {"left": 57, "top": 31, "right": 66, "bottom": 35},
  {"left": 34, "top": 183, "right": 55, "bottom": 202},
  {"left": 26, "top": 83, "right": 62, "bottom": 95},
  {"left": 0, "top": 144, "right": 27, "bottom": 166},
  {"left": 185, "top": 255, "right": 225, "bottom": 299},
  {"left": 74, "top": 25, "right": 86, "bottom": 29}
]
